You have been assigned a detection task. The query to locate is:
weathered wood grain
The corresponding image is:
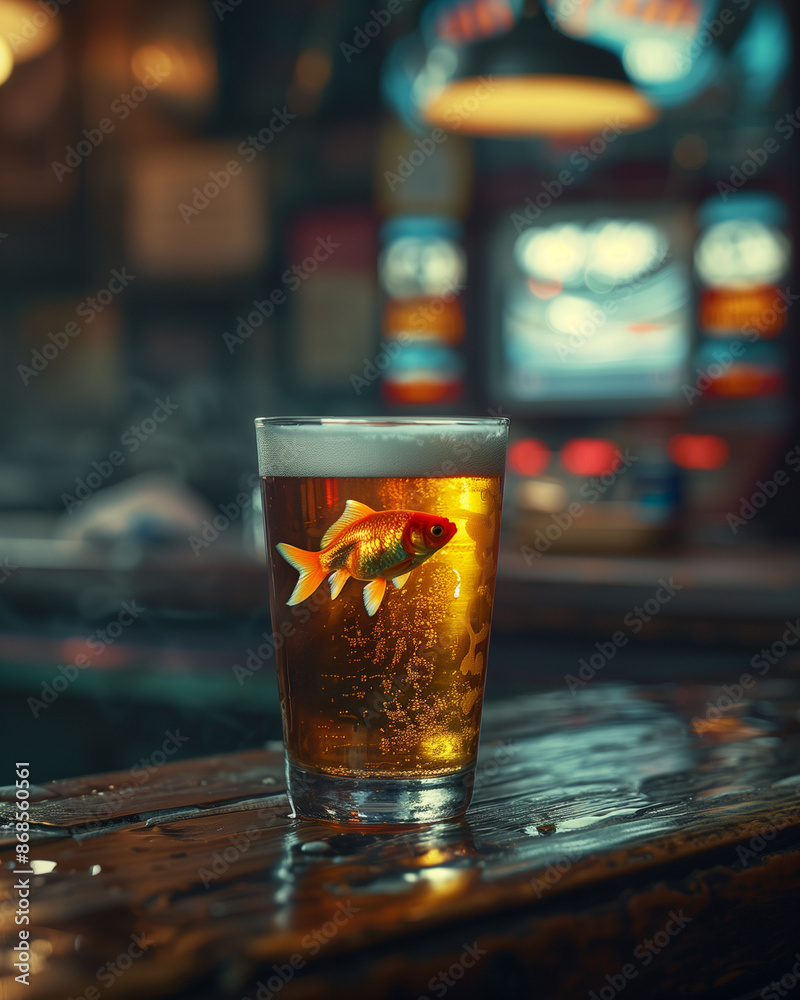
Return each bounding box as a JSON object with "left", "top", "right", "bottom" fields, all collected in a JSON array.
[{"left": 1, "top": 682, "right": 798, "bottom": 1000}]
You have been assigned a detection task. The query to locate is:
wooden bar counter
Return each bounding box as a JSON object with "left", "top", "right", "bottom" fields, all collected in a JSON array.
[{"left": 2, "top": 681, "right": 799, "bottom": 1000}]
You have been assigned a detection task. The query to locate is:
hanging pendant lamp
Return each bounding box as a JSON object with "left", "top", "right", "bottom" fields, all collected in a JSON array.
[{"left": 419, "top": 3, "right": 659, "bottom": 138}]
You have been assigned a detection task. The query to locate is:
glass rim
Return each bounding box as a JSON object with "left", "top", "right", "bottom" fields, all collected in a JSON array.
[{"left": 254, "top": 415, "right": 509, "bottom": 429}]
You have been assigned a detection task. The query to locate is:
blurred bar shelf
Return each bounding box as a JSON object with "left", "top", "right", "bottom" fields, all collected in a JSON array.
[
  {"left": 1, "top": 512, "right": 799, "bottom": 642},
  {"left": 494, "top": 543, "right": 800, "bottom": 641}
]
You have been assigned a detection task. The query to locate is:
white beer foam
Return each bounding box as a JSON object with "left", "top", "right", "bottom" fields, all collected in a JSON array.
[{"left": 255, "top": 418, "right": 508, "bottom": 478}]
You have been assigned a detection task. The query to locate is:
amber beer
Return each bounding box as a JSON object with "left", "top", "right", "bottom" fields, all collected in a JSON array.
[{"left": 255, "top": 418, "right": 508, "bottom": 825}]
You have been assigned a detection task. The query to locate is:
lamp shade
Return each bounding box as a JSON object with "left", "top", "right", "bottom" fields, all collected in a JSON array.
[{"left": 419, "top": 11, "right": 659, "bottom": 137}]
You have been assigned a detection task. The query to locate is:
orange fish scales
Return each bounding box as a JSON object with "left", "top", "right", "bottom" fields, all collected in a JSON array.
[
  {"left": 276, "top": 499, "right": 457, "bottom": 616},
  {"left": 323, "top": 510, "right": 411, "bottom": 581}
]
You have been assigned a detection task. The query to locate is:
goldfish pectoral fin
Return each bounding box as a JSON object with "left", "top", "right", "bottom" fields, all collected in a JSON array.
[
  {"left": 276, "top": 542, "right": 326, "bottom": 606},
  {"left": 363, "top": 577, "right": 387, "bottom": 616},
  {"left": 392, "top": 571, "right": 412, "bottom": 590},
  {"left": 328, "top": 569, "right": 349, "bottom": 600},
  {"left": 321, "top": 499, "right": 377, "bottom": 548}
]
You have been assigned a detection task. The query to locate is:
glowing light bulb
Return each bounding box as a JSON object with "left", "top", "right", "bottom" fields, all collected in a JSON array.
[{"left": 0, "top": 34, "right": 12, "bottom": 85}]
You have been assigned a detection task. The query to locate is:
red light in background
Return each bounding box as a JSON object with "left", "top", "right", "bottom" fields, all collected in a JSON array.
[
  {"left": 436, "top": 0, "right": 515, "bottom": 44},
  {"left": 668, "top": 434, "right": 730, "bottom": 470},
  {"left": 560, "top": 438, "right": 619, "bottom": 476},
  {"left": 527, "top": 278, "right": 562, "bottom": 299},
  {"left": 707, "top": 366, "right": 783, "bottom": 398},
  {"left": 381, "top": 378, "right": 461, "bottom": 405},
  {"left": 509, "top": 438, "right": 551, "bottom": 476}
]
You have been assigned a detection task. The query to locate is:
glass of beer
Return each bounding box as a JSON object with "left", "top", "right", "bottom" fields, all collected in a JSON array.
[{"left": 254, "top": 416, "right": 508, "bottom": 826}]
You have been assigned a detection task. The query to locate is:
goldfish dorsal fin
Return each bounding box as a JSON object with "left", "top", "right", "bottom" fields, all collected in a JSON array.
[
  {"left": 321, "top": 499, "right": 375, "bottom": 549},
  {"left": 363, "top": 577, "right": 387, "bottom": 616}
]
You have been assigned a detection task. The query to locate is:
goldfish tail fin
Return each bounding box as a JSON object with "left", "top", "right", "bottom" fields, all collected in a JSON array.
[
  {"left": 276, "top": 543, "right": 326, "bottom": 605},
  {"left": 328, "top": 569, "right": 349, "bottom": 600},
  {"left": 363, "top": 577, "right": 387, "bottom": 616}
]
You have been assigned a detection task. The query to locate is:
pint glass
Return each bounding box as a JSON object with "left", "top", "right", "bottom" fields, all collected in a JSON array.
[{"left": 254, "top": 416, "right": 508, "bottom": 825}]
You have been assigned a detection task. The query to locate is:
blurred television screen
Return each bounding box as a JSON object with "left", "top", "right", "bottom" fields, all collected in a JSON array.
[{"left": 488, "top": 204, "right": 694, "bottom": 413}]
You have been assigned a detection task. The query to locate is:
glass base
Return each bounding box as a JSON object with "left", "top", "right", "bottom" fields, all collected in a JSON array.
[{"left": 285, "top": 759, "right": 475, "bottom": 827}]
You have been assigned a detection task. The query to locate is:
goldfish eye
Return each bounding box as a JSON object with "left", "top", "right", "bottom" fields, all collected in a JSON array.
[{"left": 431, "top": 524, "right": 443, "bottom": 537}]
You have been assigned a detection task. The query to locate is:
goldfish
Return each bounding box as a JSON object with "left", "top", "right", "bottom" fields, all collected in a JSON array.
[{"left": 276, "top": 499, "right": 457, "bottom": 616}]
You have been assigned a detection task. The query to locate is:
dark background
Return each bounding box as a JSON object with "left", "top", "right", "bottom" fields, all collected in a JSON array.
[{"left": 1, "top": 0, "right": 798, "bottom": 781}]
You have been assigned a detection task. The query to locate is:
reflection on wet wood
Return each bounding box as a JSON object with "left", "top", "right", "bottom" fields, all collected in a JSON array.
[{"left": 2, "top": 682, "right": 800, "bottom": 1000}]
